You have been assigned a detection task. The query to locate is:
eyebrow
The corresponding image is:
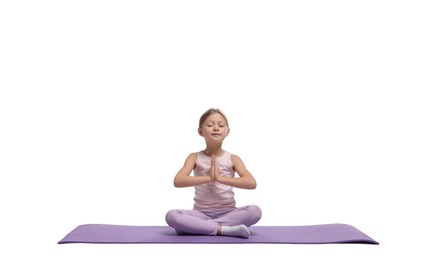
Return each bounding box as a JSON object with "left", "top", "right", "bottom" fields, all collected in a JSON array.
[{"left": 206, "top": 120, "right": 226, "bottom": 125}]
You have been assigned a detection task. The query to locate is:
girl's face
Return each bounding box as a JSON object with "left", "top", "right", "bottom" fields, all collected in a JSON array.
[{"left": 198, "top": 113, "right": 229, "bottom": 143}]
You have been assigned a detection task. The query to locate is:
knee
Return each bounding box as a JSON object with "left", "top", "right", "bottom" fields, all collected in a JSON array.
[
  {"left": 165, "top": 210, "right": 179, "bottom": 226},
  {"left": 250, "top": 205, "right": 262, "bottom": 222}
]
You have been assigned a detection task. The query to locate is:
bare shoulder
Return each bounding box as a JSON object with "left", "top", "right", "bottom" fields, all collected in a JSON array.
[
  {"left": 231, "top": 154, "right": 245, "bottom": 166},
  {"left": 184, "top": 152, "right": 198, "bottom": 165},
  {"left": 177, "top": 152, "right": 197, "bottom": 175},
  {"left": 187, "top": 152, "right": 198, "bottom": 159}
]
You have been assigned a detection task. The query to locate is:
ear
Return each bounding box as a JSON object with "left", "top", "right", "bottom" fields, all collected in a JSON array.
[
  {"left": 226, "top": 128, "right": 230, "bottom": 136},
  {"left": 198, "top": 128, "right": 203, "bottom": 136}
]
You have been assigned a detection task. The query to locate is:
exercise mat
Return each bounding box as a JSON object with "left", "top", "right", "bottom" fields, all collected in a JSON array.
[{"left": 58, "top": 223, "right": 378, "bottom": 244}]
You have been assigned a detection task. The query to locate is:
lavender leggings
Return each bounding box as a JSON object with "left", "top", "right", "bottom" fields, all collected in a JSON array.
[{"left": 165, "top": 205, "right": 262, "bottom": 235}]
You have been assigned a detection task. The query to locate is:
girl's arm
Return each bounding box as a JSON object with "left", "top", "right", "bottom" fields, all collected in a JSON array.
[
  {"left": 173, "top": 153, "right": 212, "bottom": 187},
  {"left": 214, "top": 154, "right": 257, "bottom": 189}
]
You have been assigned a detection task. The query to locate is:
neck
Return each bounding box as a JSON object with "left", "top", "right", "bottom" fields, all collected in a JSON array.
[{"left": 203, "top": 144, "right": 224, "bottom": 157}]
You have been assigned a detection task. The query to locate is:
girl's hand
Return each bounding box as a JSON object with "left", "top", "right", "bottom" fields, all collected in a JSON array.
[
  {"left": 210, "top": 154, "right": 222, "bottom": 182},
  {"left": 209, "top": 155, "right": 216, "bottom": 181}
]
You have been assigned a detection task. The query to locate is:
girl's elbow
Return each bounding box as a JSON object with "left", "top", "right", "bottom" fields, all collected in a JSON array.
[
  {"left": 249, "top": 180, "right": 257, "bottom": 189},
  {"left": 173, "top": 178, "right": 183, "bottom": 188}
]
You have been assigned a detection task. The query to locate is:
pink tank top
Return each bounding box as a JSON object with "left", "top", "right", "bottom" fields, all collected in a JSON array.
[{"left": 193, "top": 151, "right": 236, "bottom": 209}]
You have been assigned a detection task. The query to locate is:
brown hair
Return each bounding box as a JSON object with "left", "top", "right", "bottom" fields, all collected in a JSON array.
[{"left": 199, "top": 108, "right": 229, "bottom": 128}]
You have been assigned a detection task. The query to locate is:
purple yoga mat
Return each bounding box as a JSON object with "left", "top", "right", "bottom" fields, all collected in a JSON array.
[{"left": 58, "top": 223, "right": 378, "bottom": 244}]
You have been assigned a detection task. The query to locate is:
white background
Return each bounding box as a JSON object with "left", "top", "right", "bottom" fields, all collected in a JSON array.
[{"left": 1, "top": 1, "right": 434, "bottom": 259}]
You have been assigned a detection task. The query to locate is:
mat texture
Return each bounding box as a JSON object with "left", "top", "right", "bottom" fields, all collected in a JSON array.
[{"left": 58, "top": 223, "right": 378, "bottom": 244}]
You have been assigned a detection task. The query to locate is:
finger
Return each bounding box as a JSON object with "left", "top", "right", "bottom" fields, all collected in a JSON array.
[{"left": 210, "top": 164, "right": 215, "bottom": 179}]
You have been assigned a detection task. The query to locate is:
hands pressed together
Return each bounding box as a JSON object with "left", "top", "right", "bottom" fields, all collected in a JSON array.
[{"left": 209, "top": 154, "right": 222, "bottom": 182}]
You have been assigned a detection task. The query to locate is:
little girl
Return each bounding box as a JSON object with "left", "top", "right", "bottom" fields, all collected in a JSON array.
[{"left": 165, "top": 108, "right": 262, "bottom": 238}]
